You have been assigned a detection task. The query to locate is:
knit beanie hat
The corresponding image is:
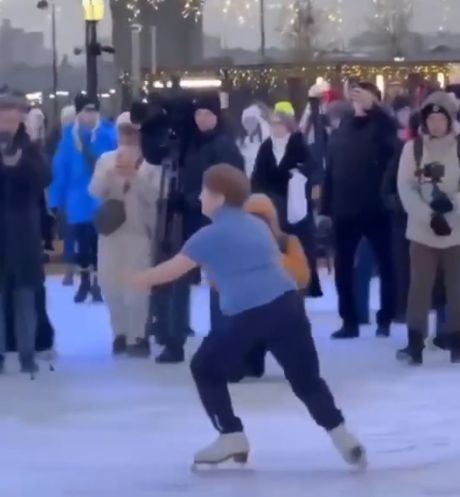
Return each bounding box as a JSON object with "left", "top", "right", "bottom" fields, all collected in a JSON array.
[
  {"left": 194, "top": 92, "right": 221, "bottom": 116},
  {"left": 274, "top": 101, "right": 295, "bottom": 116},
  {"left": 74, "top": 93, "right": 100, "bottom": 113},
  {"left": 420, "top": 103, "right": 452, "bottom": 129},
  {"left": 358, "top": 81, "right": 382, "bottom": 102}
]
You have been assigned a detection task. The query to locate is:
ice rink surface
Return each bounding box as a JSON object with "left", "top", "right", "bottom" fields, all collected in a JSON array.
[{"left": 1, "top": 272, "right": 460, "bottom": 497}]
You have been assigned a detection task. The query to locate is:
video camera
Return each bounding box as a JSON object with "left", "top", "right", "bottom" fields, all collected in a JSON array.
[{"left": 130, "top": 88, "right": 195, "bottom": 166}]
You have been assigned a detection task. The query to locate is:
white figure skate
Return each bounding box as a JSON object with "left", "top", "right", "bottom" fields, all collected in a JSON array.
[
  {"left": 192, "top": 433, "right": 250, "bottom": 470},
  {"left": 329, "top": 424, "right": 367, "bottom": 470}
]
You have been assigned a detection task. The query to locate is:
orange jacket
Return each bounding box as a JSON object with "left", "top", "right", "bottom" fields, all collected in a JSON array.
[
  {"left": 245, "top": 194, "right": 311, "bottom": 290},
  {"left": 281, "top": 235, "right": 311, "bottom": 289}
]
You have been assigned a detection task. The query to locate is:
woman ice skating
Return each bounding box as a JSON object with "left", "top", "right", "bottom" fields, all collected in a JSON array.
[
  {"left": 129, "top": 164, "right": 366, "bottom": 469},
  {"left": 231, "top": 193, "right": 311, "bottom": 380}
]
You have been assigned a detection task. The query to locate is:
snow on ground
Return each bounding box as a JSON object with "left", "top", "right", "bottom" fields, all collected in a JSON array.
[{"left": 0, "top": 271, "right": 459, "bottom": 497}]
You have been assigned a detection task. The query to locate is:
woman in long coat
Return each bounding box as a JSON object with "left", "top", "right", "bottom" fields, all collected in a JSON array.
[
  {"left": 252, "top": 106, "right": 323, "bottom": 297},
  {"left": 89, "top": 112, "right": 162, "bottom": 357}
]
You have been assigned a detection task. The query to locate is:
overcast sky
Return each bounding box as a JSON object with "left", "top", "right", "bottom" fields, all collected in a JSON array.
[{"left": 2, "top": 0, "right": 459, "bottom": 56}]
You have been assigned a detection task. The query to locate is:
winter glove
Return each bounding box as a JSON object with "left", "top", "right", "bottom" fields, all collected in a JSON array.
[
  {"left": 430, "top": 213, "right": 452, "bottom": 237},
  {"left": 430, "top": 193, "right": 454, "bottom": 215}
]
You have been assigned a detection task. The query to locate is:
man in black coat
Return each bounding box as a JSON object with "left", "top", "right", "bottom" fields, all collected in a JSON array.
[
  {"left": 155, "top": 92, "right": 245, "bottom": 364},
  {"left": 323, "top": 83, "right": 397, "bottom": 339},
  {"left": 0, "top": 93, "right": 51, "bottom": 373}
]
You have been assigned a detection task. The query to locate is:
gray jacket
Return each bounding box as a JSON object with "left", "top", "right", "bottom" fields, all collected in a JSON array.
[{"left": 398, "top": 92, "right": 460, "bottom": 248}]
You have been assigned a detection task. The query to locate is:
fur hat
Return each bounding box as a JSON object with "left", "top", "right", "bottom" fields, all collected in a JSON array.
[
  {"left": 241, "top": 104, "right": 271, "bottom": 140},
  {"left": 420, "top": 91, "right": 457, "bottom": 132}
]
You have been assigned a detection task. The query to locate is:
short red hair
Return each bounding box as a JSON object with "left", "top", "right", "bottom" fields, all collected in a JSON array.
[{"left": 203, "top": 164, "right": 250, "bottom": 208}]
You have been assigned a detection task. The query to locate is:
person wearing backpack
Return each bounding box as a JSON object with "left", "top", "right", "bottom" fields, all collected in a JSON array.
[{"left": 397, "top": 91, "right": 460, "bottom": 365}]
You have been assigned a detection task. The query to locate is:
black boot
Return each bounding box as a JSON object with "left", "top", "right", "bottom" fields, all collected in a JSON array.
[
  {"left": 155, "top": 346, "right": 185, "bottom": 364},
  {"left": 74, "top": 271, "right": 91, "bottom": 303},
  {"left": 396, "top": 330, "right": 424, "bottom": 365},
  {"left": 20, "top": 355, "right": 39, "bottom": 379},
  {"left": 331, "top": 325, "right": 359, "bottom": 339},
  {"left": 126, "top": 338, "right": 151, "bottom": 358},
  {"left": 450, "top": 334, "right": 460, "bottom": 363},
  {"left": 91, "top": 276, "right": 104, "bottom": 303},
  {"left": 112, "top": 335, "right": 127, "bottom": 355},
  {"left": 433, "top": 333, "right": 450, "bottom": 351},
  {"left": 376, "top": 324, "right": 391, "bottom": 338},
  {"left": 62, "top": 266, "right": 74, "bottom": 286}
]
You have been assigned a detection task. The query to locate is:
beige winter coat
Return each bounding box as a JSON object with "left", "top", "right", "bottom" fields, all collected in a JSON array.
[
  {"left": 89, "top": 151, "right": 162, "bottom": 290},
  {"left": 398, "top": 92, "right": 460, "bottom": 249}
]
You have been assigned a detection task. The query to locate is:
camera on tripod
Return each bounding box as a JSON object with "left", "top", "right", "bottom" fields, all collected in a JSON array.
[
  {"left": 130, "top": 89, "right": 195, "bottom": 166},
  {"left": 423, "top": 162, "right": 445, "bottom": 184}
]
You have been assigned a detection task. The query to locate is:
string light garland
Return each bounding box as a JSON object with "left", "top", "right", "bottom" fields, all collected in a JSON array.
[{"left": 120, "top": 61, "right": 454, "bottom": 93}]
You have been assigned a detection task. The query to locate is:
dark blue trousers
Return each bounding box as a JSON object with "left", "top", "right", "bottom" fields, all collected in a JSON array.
[{"left": 191, "top": 291, "right": 344, "bottom": 434}]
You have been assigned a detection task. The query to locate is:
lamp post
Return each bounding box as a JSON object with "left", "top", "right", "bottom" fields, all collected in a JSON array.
[
  {"left": 259, "top": 0, "right": 266, "bottom": 59},
  {"left": 37, "top": 0, "right": 58, "bottom": 122},
  {"left": 82, "top": 0, "right": 105, "bottom": 101}
]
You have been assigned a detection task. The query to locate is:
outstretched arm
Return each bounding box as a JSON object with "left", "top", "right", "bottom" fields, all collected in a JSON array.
[{"left": 129, "top": 254, "right": 197, "bottom": 291}]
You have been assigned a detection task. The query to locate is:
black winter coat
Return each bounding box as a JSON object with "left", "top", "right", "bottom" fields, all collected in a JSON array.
[
  {"left": 180, "top": 126, "right": 244, "bottom": 241},
  {"left": 251, "top": 132, "right": 323, "bottom": 297},
  {"left": 0, "top": 127, "right": 52, "bottom": 287},
  {"left": 322, "top": 106, "right": 397, "bottom": 219}
]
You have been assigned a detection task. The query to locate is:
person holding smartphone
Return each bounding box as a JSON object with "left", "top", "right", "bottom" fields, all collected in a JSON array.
[{"left": 89, "top": 112, "right": 162, "bottom": 356}]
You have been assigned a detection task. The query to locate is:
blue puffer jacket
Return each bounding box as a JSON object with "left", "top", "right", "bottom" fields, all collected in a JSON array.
[{"left": 48, "top": 120, "right": 117, "bottom": 224}]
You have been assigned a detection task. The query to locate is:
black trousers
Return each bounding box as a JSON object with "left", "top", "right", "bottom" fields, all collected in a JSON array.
[
  {"left": 151, "top": 276, "right": 191, "bottom": 350},
  {"left": 190, "top": 291, "right": 344, "bottom": 434},
  {"left": 74, "top": 223, "right": 98, "bottom": 271},
  {"left": 333, "top": 214, "right": 395, "bottom": 327}
]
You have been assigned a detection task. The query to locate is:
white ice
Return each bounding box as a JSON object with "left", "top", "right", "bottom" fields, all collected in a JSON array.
[{"left": 1, "top": 271, "right": 460, "bottom": 497}]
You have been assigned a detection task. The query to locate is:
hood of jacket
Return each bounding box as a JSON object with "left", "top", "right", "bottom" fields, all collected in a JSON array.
[
  {"left": 242, "top": 104, "right": 270, "bottom": 141},
  {"left": 421, "top": 91, "right": 458, "bottom": 121}
]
